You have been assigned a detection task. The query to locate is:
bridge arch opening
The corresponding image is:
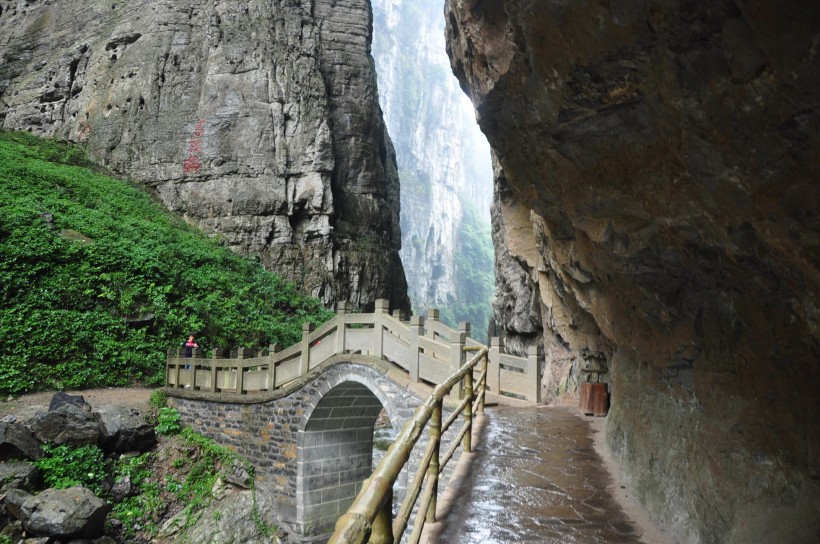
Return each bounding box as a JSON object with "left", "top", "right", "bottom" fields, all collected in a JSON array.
[{"left": 296, "top": 379, "right": 400, "bottom": 539}]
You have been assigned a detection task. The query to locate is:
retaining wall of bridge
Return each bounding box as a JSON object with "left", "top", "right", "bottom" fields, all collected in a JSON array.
[{"left": 168, "top": 357, "right": 422, "bottom": 540}]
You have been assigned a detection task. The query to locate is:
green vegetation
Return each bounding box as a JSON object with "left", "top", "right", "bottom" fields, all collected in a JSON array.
[
  {"left": 440, "top": 201, "right": 495, "bottom": 342},
  {"left": 0, "top": 130, "right": 333, "bottom": 395},
  {"left": 155, "top": 406, "right": 182, "bottom": 436},
  {"left": 34, "top": 443, "right": 108, "bottom": 495},
  {"left": 26, "top": 407, "right": 274, "bottom": 541}
]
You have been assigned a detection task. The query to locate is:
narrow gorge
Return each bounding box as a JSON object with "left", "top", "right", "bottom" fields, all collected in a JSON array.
[{"left": 1, "top": 0, "right": 818, "bottom": 543}]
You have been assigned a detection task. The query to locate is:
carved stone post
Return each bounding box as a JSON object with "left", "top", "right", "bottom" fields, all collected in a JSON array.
[
  {"left": 236, "top": 347, "right": 245, "bottom": 394},
  {"left": 450, "top": 329, "right": 467, "bottom": 400},
  {"left": 335, "top": 301, "right": 348, "bottom": 354},
  {"left": 300, "top": 323, "right": 314, "bottom": 376},
  {"left": 527, "top": 344, "right": 542, "bottom": 404},
  {"left": 426, "top": 308, "right": 439, "bottom": 339},
  {"left": 267, "top": 344, "right": 278, "bottom": 391},
  {"left": 373, "top": 299, "right": 388, "bottom": 359},
  {"left": 210, "top": 348, "right": 220, "bottom": 393},
  {"left": 408, "top": 315, "right": 423, "bottom": 382},
  {"left": 489, "top": 337, "right": 501, "bottom": 395}
]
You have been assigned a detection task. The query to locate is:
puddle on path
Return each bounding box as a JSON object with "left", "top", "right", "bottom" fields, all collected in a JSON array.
[{"left": 434, "top": 405, "right": 647, "bottom": 544}]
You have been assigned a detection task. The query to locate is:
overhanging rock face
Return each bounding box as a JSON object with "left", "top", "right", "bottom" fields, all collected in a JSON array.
[
  {"left": 445, "top": 0, "right": 819, "bottom": 542},
  {"left": 0, "top": 0, "right": 409, "bottom": 311}
]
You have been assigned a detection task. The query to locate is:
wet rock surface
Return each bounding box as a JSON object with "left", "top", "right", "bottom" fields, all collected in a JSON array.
[
  {"left": 445, "top": 1, "right": 820, "bottom": 541},
  {"left": 438, "top": 406, "right": 646, "bottom": 544}
]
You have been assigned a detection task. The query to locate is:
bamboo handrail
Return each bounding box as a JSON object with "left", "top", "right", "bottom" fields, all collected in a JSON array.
[{"left": 328, "top": 347, "right": 488, "bottom": 544}]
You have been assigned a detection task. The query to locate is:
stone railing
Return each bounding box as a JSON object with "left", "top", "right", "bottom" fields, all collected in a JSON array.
[{"left": 165, "top": 300, "right": 541, "bottom": 403}]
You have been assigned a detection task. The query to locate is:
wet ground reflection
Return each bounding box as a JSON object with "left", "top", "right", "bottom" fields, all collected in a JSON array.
[{"left": 435, "top": 406, "right": 646, "bottom": 544}]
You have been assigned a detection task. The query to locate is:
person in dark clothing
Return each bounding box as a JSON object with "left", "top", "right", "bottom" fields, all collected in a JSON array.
[{"left": 183, "top": 334, "right": 198, "bottom": 358}]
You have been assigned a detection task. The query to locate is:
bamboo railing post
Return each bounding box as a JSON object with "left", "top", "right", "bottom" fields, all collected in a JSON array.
[
  {"left": 370, "top": 486, "right": 394, "bottom": 544},
  {"left": 210, "top": 348, "right": 220, "bottom": 392},
  {"left": 477, "top": 352, "right": 487, "bottom": 415},
  {"left": 236, "top": 347, "right": 245, "bottom": 394},
  {"left": 408, "top": 315, "right": 423, "bottom": 382},
  {"left": 336, "top": 301, "right": 348, "bottom": 353},
  {"left": 489, "top": 337, "right": 501, "bottom": 395},
  {"left": 267, "top": 344, "right": 278, "bottom": 391},
  {"left": 426, "top": 403, "right": 442, "bottom": 523},
  {"left": 300, "top": 322, "right": 314, "bottom": 376},
  {"left": 527, "top": 344, "right": 542, "bottom": 404},
  {"left": 463, "top": 367, "right": 474, "bottom": 453},
  {"left": 373, "top": 299, "right": 388, "bottom": 359}
]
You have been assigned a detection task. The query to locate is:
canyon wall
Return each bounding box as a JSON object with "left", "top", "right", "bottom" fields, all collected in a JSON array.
[
  {"left": 371, "top": 0, "right": 494, "bottom": 335},
  {"left": 445, "top": 0, "right": 819, "bottom": 542},
  {"left": 0, "top": 0, "right": 409, "bottom": 311}
]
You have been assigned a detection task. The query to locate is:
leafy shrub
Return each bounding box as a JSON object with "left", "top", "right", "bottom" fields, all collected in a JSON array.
[
  {"left": 149, "top": 389, "right": 167, "bottom": 410},
  {"left": 110, "top": 453, "right": 161, "bottom": 540},
  {"left": 0, "top": 130, "right": 333, "bottom": 395},
  {"left": 155, "top": 407, "right": 182, "bottom": 436},
  {"left": 33, "top": 443, "right": 107, "bottom": 495}
]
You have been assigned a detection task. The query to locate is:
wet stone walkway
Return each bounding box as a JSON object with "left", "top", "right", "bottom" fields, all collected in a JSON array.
[{"left": 432, "top": 406, "right": 647, "bottom": 544}]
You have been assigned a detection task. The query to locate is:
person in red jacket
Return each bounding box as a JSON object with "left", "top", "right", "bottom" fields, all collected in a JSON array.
[{"left": 183, "top": 334, "right": 198, "bottom": 358}]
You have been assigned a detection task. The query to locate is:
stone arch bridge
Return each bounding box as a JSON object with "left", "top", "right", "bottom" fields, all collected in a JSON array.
[{"left": 164, "top": 300, "right": 541, "bottom": 541}]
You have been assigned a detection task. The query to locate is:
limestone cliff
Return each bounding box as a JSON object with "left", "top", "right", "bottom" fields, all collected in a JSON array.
[
  {"left": 372, "top": 0, "right": 494, "bottom": 332},
  {"left": 0, "top": 0, "right": 409, "bottom": 312},
  {"left": 446, "top": 0, "right": 820, "bottom": 542}
]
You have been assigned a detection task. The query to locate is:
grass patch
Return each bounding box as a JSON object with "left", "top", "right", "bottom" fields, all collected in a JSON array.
[{"left": 0, "top": 130, "right": 333, "bottom": 395}]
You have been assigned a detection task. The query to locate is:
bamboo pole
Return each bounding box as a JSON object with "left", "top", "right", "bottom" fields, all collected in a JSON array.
[{"left": 392, "top": 437, "right": 438, "bottom": 538}]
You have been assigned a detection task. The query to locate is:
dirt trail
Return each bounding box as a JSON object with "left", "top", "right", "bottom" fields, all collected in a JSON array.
[{"left": 0, "top": 387, "right": 153, "bottom": 421}]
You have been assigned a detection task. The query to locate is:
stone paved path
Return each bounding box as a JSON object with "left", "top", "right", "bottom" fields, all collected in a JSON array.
[{"left": 432, "top": 405, "right": 649, "bottom": 544}]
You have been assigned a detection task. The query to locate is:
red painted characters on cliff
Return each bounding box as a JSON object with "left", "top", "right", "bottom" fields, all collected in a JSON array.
[{"left": 183, "top": 118, "right": 206, "bottom": 173}]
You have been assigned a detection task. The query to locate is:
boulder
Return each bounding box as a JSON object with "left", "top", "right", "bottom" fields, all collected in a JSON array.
[
  {"left": 94, "top": 407, "right": 155, "bottom": 454},
  {"left": 0, "top": 461, "right": 42, "bottom": 493},
  {"left": 222, "top": 459, "right": 253, "bottom": 489},
  {"left": 0, "top": 520, "right": 24, "bottom": 542},
  {"left": 0, "top": 422, "right": 43, "bottom": 460},
  {"left": 27, "top": 404, "right": 100, "bottom": 447},
  {"left": 184, "top": 483, "right": 282, "bottom": 544},
  {"left": 66, "top": 537, "right": 117, "bottom": 544},
  {"left": 48, "top": 392, "right": 91, "bottom": 413},
  {"left": 20, "top": 487, "right": 110, "bottom": 539},
  {"left": 4, "top": 488, "right": 33, "bottom": 519},
  {"left": 109, "top": 475, "right": 135, "bottom": 502}
]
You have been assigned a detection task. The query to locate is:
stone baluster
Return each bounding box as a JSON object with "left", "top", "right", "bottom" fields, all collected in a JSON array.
[
  {"left": 173, "top": 348, "right": 182, "bottom": 389},
  {"left": 210, "top": 348, "right": 220, "bottom": 393},
  {"left": 527, "top": 344, "right": 542, "bottom": 404},
  {"left": 373, "top": 299, "right": 388, "bottom": 359},
  {"left": 426, "top": 308, "right": 439, "bottom": 339},
  {"left": 236, "top": 347, "right": 245, "bottom": 394},
  {"left": 450, "top": 328, "right": 467, "bottom": 400},
  {"left": 489, "top": 337, "right": 501, "bottom": 395},
  {"left": 267, "top": 344, "right": 278, "bottom": 391},
  {"left": 335, "top": 301, "right": 348, "bottom": 353},
  {"left": 408, "top": 315, "right": 423, "bottom": 382},
  {"left": 300, "top": 323, "right": 315, "bottom": 376}
]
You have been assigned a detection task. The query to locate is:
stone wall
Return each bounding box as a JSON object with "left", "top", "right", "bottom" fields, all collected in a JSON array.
[
  {"left": 0, "top": 0, "right": 409, "bottom": 311},
  {"left": 445, "top": 1, "right": 820, "bottom": 542},
  {"left": 169, "top": 362, "right": 420, "bottom": 541}
]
